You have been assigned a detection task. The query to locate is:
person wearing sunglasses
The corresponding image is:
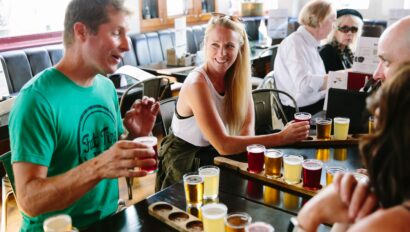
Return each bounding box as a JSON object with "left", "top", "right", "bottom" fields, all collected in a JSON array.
[
  {"left": 274, "top": 0, "right": 336, "bottom": 121},
  {"left": 319, "top": 9, "right": 364, "bottom": 73},
  {"left": 155, "top": 13, "right": 309, "bottom": 191}
]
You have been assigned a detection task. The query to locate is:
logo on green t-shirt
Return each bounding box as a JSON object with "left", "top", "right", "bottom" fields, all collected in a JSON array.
[{"left": 77, "top": 105, "right": 117, "bottom": 162}]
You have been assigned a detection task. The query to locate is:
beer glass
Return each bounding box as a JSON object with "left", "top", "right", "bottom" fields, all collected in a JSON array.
[
  {"left": 316, "top": 118, "right": 332, "bottom": 140},
  {"left": 225, "top": 212, "right": 252, "bottom": 232},
  {"left": 43, "top": 214, "right": 79, "bottom": 232},
  {"left": 199, "top": 165, "right": 220, "bottom": 200},
  {"left": 294, "top": 112, "right": 311, "bottom": 123},
  {"left": 246, "top": 144, "right": 265, "bottom": 173},
  {"left": 245, "top": 222, "right": 275, "bottom": 232},
  {"left": 302, "top": 159, "right": 323, "bottom": 190},
  {"left": 326, "top": 166, "right": 346, "bottom": 185},
  {"left": 201, "top": 203, "right": 227, "bottom": 232},
  {"left": 283, "top": 154, "right": 303, "bottom": 184},
  {"left": 264, "top": 149, "right": 283, "bottom": 178},
  {"left": 333, "top": 117, "right": 350, "bottom": 140},
  {"left": 133, "top": 136, "right": 158, "bottom": 173},
  {"left": 183, "top": 172, "right": 204, "bottom": 207}
]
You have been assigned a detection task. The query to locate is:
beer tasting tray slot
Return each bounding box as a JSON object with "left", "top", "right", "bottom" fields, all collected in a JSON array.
[
  {"left": 214, "top": 157, "right": 320, "bottom": 197},
  {"left": 291, "top": 135, "right": 362, "bottom": 147},
  {"left": 148, "top": 201, "right": 204, "bottom": 232}
]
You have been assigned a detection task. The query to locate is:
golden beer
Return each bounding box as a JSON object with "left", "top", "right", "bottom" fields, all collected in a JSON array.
[
  {"left": 201, "top": 203, "right": 227, "bottom": 232},
  {"left": 199, "top": 166, "right": 220, "bottom": 200},
  {"left": 225, "top": 212, "right": 252, "bottom": 232},
  {"left": 333, "top": 117, "right": 350, "bottom": 140},
  {"left": 263, "top": 186, "right": 280, "bottom": 206},
  {"left": 326, "top": 166, "right": 346, "bottom": 185},
  {"left": 183, "top": 173, "right": 204, "bottom": 207},
  {"left": 316, "top": 118, "right": 332, "bottom": 140},
  {"left": 283, "top": 155, "right": 303, "bottom": 184},
  {"left": 264, "top": 149, "right": 283, "bottom": 178}
]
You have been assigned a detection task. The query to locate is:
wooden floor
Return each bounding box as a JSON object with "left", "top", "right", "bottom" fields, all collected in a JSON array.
[{"left": 0, "top": 174, "right": 157, "bottom": 231}]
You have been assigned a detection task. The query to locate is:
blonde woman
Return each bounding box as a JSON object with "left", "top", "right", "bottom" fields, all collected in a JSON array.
[
  {"left": 274, "top": 0, "right": 336, "bottom": 120},
  {"left": 156, "top": 14, "right": 309, "bottom": 190},
  {"left": 320, "top": 9, "right": 364, "bottom": 72}
]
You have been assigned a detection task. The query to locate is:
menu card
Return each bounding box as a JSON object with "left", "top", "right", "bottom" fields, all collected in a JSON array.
[
  {"left": 352, "top": 36, "right": 379, "bottom": 75},
  {"left": 174, "top": 16, "right": 187, "bottom": 58}
]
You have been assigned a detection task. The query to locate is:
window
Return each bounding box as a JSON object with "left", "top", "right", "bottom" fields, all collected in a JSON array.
[
  {"left": 0, "top": 0, "right": 70, "bottom": 51},
  {"left": 167, "top": 0, "right": 185, "bottom": 17},
  {"left": 405, "top": 0, "right": 410, "bottom": 9},
  {"left": 331, "top": 0, "right": 370, "bottom": 10},
  {"left": 0, "top": 0, "right": 70, "bottom": 38}
]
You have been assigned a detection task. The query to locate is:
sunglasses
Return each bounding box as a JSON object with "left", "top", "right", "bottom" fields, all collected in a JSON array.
[
  {"left": 338, "top": 26, "right": 359, "bottom": 33},
  {"left": 211, "top": 12, "right": 243, "bottom": 23}
]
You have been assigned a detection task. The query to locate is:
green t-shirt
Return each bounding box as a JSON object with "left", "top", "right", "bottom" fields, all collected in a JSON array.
[{"left": 9, "top": 68, "right": 124, "bottom": 231}]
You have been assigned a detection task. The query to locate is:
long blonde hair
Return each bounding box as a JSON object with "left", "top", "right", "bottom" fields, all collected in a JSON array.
[{"left": 204, "top": 16, "right": 252, "bottom": 135}]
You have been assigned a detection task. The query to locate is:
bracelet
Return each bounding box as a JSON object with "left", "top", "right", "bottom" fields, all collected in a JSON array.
[{"left": 289, "top": 217, "right": 307, "bottom": 232}]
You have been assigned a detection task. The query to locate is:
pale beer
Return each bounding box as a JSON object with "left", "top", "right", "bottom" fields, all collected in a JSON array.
[
  {"left": 201, "top": 203, "right": 227, "bottom": 232},
  {"left": 334, "top": 117, "right": 350, "bottom": 140},
  {"left": 283, "top": 154, "right": 303, "bottom": 184},
  {"left": 199, "top": 165, "right": 220, "bottom": 200}
]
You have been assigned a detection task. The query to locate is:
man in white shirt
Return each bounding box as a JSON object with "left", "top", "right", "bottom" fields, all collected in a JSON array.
[{"left": 274, "top": 0, "right": 335, "bottom": 120}]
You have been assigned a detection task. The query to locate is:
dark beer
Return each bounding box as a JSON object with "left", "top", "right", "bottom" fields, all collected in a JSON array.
[
  {"left": 302, "top": 159, "right": 323, "bottom": 190},
  {"left": 246, "top": 144, "right": 265, "bottom": 173},
  {"left": 316, "top": 118, "right": 332, "bottom": 140}
]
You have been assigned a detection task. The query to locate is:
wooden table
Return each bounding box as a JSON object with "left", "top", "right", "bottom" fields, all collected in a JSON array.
[{"left": 85, "top": 167, "right": 331, "bottom": 232}]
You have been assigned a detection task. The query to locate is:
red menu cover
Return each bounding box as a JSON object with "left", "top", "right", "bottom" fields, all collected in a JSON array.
[{"left": 347, "top": 72, "right": 372, "bottom": 91}]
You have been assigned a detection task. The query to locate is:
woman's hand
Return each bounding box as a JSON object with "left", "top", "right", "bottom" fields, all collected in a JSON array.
[
  {"left": 123, "top": 96, "right": 160, "bottom": 139},
  {"left": 279, "top": 120, "right": 310, "bottom": 145}
]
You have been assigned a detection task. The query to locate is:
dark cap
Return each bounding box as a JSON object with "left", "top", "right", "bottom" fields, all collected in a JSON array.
[{"left": 337, "top": 9, "right": 363, "bottom": 21}]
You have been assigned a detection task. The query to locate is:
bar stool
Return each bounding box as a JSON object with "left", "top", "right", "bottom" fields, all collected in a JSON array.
[{"left": 1, "top": 175, "right": 14, "bottom": 232}]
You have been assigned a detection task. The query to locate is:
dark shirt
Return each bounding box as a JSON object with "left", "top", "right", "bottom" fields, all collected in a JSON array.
[{"left": 319, "top": 43, "right": 353, "bottom": 73}]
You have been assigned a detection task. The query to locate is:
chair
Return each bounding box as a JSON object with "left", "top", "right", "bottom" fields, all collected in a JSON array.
[
  {"left": 0, "top": 51, "right": 33, "bottom": 94},
  {"left": 131, "top": 34, "right": 152, "bottom": 65},
  {"left": 252, "top": 88, "right": 298, "bottom": 135},
  {"left": 119, "top": 76, "right": 170, "bottom": 117},
  {"left": 0, "top": 151, "right": 16, "bottom": 232},
  {"left": 146, "top": 32, "right": 164, "bottom": 63},
  {"left": 186, "top": 27, "right": 198, "bottom": 54},
  {"left": 361, "top": 25, "right": 384, "bottom": 38},
  {"left": 159, "top": 97, "right": 178, "bottom": 136},
  {"left": 158, "top": 29, "right": 175, "bottom": 60},
  {"left": 256, "top": 45, "right": 279, "bottom": 72}
]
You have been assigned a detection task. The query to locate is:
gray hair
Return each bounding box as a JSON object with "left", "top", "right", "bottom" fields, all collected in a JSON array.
[{"left": 298, "top": 0, "right": 333, "bottom": 28}]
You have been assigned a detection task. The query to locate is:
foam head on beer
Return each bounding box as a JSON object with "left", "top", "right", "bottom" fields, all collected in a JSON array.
[{"left": 201, "top": 203, "right": 227, "bottom": 232}]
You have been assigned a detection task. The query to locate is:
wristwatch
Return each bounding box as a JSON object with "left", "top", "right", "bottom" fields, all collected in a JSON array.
[{"left": 288, "top": 217, "right": 307, "bottom": 232}]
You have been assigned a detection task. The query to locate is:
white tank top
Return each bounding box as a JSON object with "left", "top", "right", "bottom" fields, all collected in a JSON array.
[{"left": 171, "top": 66, "right": 226, "bottom": 146}]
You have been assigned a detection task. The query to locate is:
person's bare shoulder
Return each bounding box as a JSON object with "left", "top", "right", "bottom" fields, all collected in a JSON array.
[{"left": 349, "top": 206, "right": 410, "bottom": 232}]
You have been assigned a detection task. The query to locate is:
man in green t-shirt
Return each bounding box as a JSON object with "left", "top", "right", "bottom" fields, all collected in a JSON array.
[{"left": 8, "top": 0, "right": 159, "bottom": 231}]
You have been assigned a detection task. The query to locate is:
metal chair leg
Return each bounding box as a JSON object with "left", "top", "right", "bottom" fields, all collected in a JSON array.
[{"left": 126, "top": 177, "right": 133, "bottom": 200}]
